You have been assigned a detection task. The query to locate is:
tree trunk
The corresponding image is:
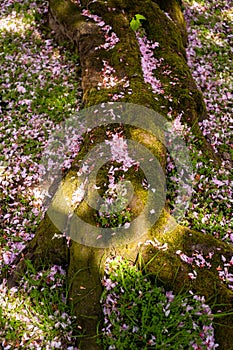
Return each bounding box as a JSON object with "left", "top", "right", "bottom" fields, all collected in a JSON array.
[{"left": 8, "top": 0, "right": 233, "bottom": 349}]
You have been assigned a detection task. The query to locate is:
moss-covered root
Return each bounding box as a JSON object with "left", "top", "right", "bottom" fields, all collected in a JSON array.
[
  {"left": 154, "top": 0, "right": 188, "bottom": 46},
  {"left": 67, "top": 243, "right": 104, "bottom": 350},
  {"left": 138, "top": 220, "right": 233, "bottom": 349},
  {"left": 49, "top": 0, "right": 219, "bottom": 163}
]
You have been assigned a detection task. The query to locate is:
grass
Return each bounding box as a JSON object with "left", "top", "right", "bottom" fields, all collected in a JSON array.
[
  {"left": 166, "top": 0, "right": 232, "bottom": 241},
  {"left": 99, "top": 257, "right": 217, "bottom": 349},
  {"left": 0, "top": 262, "right": 80, "bottom": 349}
]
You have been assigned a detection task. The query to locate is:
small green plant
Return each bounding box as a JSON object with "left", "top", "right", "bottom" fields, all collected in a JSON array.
[
  {"left": 99, "top": 257, "right": 217, "bottom": 349},
  {"left": 130, "top": 14, "right": 146, "bottom": 31}
]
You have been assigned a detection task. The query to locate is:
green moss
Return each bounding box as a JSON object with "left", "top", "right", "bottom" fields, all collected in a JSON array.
[
  {"left": 50, "top": 0, "right": 83, "bottom": 29},
  {"left": 67, "top": 242, "right": 103, "bottom": 349},
  {"left": 129, "top": 126, "right": 166, "bottom": 166},
  {"left": 154, "top": 0, "right": 188, "bottom": 46},
  {"left": 141, "top": 2, "right": 186, "bottom": 57}
]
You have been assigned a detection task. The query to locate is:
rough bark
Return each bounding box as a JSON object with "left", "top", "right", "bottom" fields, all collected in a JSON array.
[{"left": 8, "top": 1, "right": 233, "bottom": 349}]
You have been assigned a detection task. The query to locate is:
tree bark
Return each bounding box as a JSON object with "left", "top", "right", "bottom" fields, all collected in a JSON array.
[{"left": 8, "top": 1, "right": 233, "bottom": 349}]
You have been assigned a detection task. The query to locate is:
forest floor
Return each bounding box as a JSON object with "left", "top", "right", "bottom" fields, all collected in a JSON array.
[{"left": 0, "top": 0, "right": 232, "bottom": 348}]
